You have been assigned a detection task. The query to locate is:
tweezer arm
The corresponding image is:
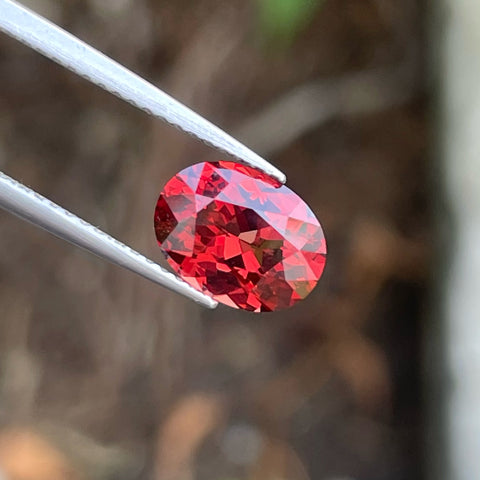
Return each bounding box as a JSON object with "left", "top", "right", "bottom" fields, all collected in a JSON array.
[
  {"left": 0, "top": 0, "right": 286, "bottom": 184},
  {"left": 0, "top": 172, "right": 218, "bottom": 309}
]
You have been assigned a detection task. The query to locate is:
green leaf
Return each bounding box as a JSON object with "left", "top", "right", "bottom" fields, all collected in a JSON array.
[{"left": 257, "top": 0, "right": 324, "bottom": 47}]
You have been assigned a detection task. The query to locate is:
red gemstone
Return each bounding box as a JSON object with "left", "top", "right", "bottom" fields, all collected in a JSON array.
[{"left": 154, "top": 161, "right": 326, "bottom": 312}]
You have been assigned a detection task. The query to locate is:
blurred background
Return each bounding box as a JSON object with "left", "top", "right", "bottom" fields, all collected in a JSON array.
[{"left": 0, "top": 0, "right": 465, "bottom": 479}]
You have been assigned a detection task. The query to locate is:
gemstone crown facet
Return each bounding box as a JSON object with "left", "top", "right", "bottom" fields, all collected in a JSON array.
[{"left": 154, "top": 161, "right": 326, "bottom": 312}]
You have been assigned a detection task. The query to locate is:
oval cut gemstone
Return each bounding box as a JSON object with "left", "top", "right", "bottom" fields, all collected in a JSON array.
[{"left": 154, "top": 161, "right": 327, "bottom": 312}]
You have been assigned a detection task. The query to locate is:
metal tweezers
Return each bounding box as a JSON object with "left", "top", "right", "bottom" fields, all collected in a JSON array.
[{"left": 0, "top": 0, "right": 286, "bottom": 309}]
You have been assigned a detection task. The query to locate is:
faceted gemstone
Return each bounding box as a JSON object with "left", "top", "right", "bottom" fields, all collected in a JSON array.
[{"left": 154, "top": 161, "right": 327, "bottom": 312}]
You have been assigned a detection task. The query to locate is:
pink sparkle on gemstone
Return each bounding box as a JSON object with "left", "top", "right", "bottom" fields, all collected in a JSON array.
[{"left": 154, "top": 161, "right": 327, "bottom": 312}]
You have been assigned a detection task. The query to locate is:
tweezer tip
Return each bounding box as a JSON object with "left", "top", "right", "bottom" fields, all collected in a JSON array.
[
  {"left": 200, "top": 297, "right": 219, "bottom": 309},
  {"left": 245, "top": 153, "right": 286, "bottom": 184},
  {"left": 277, "top": 171, "right": 287, "bottom": 184}
]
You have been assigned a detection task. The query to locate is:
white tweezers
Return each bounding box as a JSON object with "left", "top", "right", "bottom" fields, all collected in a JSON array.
[{"left": 0, "top": 0, "right": 286, "bottom": 309}]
